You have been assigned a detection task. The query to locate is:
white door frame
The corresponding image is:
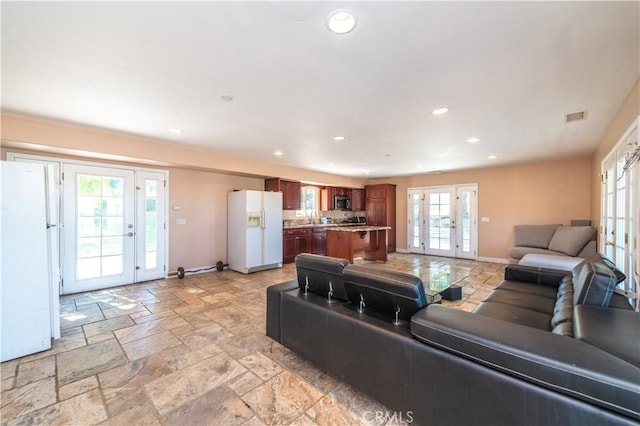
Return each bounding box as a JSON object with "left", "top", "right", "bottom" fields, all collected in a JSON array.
[
  {"left": 7, "top": 152, "right": 169, "bottom": 293},
  {"left": 600, "top": 116, "right": 638, "bottom": 304},
  {"left": 407, "top": 184, "right": 478, "bottom": 259}
]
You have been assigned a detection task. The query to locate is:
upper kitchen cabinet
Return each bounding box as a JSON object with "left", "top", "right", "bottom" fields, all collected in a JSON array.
[
  {"left": 323, "top": 187, "right": 353, "bottom": 211},
  {"left": 351, "top": 189, "right": 365, "bottom": 211},
  {"left": 364, "top": 184, "right": 396, "bottom": 252},
  {"left": 265, "top": 178, "right": 301, "bottom": 210}
]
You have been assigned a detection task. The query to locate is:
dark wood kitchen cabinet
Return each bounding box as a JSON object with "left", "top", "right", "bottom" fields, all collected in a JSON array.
[
  {"left": 365, "top": 184, "right": 396, "bottom": 252},
  {"left": 265, "top": 178, "right": 301, "bottom": 210},
  {"left": 351, "top": 189, "right": 365, "bottom": 211},
  {"left": 324, "top": 187, "right": 352, "bottom": 210},
  {"left": 311, "top": 227, "right": 327, "bottom": 255},
  {"left": 283, "top": 228, "right": 310, "bottom": 263}
]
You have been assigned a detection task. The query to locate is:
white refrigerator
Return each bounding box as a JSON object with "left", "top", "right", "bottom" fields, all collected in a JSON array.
[
  {"left": 1, "top": 161, "right": 61, "bottom": 362},
  {"left": 228, "top": 190, "right": 283, "bottom": 274}
]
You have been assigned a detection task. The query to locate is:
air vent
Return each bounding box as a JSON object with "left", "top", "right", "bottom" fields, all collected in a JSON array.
[{"left": 565, "top": 111, "right": 587, "bottom": 123}]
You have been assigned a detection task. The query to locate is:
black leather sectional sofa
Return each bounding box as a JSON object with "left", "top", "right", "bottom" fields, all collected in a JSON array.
[{"left": 266, "top": 253, "right": 640, "bottom": 425}]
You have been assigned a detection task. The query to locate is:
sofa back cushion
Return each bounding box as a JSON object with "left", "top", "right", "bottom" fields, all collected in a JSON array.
[
  {"left": 548, "top": 226, "right": 596, "bottom": 256},
  {"left": 295, "top": 253, "right": 349, "bottom": 300},
  {"left": 573, "top": 260, "right": 617, "bottom": 307},
  {"left": 343, "top": 265, "right": 427, "bottom": 322},
  {"left": 514, "top": 224, "right": 560, "bottom": 248}
]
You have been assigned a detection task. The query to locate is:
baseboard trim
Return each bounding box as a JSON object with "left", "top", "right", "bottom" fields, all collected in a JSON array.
[{"left": 477, "top": 256, "right": 509, "bottom": 264}]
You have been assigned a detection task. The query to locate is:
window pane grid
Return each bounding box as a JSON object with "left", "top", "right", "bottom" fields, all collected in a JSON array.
[{"left": 76, "top": 174, "right": 125, "bottom": 279}]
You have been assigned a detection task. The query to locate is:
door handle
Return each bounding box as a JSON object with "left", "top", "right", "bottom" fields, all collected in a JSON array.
[{"left": 123, "top": 232, "right": 134, "bottom": 237}]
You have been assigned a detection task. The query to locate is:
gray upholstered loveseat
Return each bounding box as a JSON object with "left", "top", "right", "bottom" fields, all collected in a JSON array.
[{"left": 508, "top": 224, "right": 597, "bottom": 263}]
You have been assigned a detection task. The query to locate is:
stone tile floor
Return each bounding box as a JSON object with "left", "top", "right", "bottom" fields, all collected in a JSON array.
[{"left": 1, "top": 253, "right": 505, "bottom": 425}]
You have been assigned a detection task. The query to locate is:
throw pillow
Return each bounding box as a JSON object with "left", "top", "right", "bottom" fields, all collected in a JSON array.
[{"left": 548, "top": 226, "right": 596, "bottom": 256}]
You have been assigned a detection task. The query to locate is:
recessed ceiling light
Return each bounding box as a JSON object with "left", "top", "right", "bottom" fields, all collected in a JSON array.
[
  {"left": 168, "top": 128, "right": 182, "bottom": 134},
  {"left": 220, "top": 95, "right": 234, "bottom": 101},
  {"left": 488, "top": 154, "right": 498, "bottom": 160},
  {"left": 467, "top": 137, "right": 480, "bottom": 143},
  {"left": 432, "top": 107, "right": 449, "bottom": 115},
  {"left": 417, "top": 164, "right": 423, "bottom": 169},
  {"left": 333, "top": 135, "right": 345, "bottom": 141},
  {"left": 274, "top": 151, "right": 283, "bottom": 157},
  {"left": 327, "top": 9, "right": 356, "bottom": 34}
]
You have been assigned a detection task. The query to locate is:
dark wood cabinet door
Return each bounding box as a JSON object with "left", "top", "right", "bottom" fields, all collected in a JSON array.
[
  {"left": 283, "top": 228, "right": 310, "bottom": 263},
  {"left": 364, "top": 184, "right": 396, "bottom": 252},
  {"left": 283, "top": 235, "right": 297, "bottom": 263},
  {"left": 281, "top": 181, "right": 301, "bottom": 210},
  {"left": 366, "top": 200, "right": 386, "bottom": 225},
  {"left": 311, "top": 229, "right": 327, "bottom": 255},
  {"left": 296, "top": 235, "right": 309, "bottom": 255},
  {"left": 351, "top": 189, "right": 364, "bottom": 211},
  {"left": 266, "top": 179, "right": 301, "bottom": 210}
]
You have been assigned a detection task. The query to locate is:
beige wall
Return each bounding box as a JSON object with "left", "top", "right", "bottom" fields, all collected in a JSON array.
[
  {"left": 1, "top": 113, "right": 367, "bottom": 272},
  {"left": 0, "top": 113, "right": 365, "bottom": 188},
  {"left": 3, "top": 77, "right": 638, "bottom": 269},
  {"left": 369, "top": 156, "right": 593, "bottom": 260},
  {"left": 168, "top": 169, "right": 264, "bottom": 271},
  {"left": 590, "top": 80, "right": 640, "bottom": 231}
]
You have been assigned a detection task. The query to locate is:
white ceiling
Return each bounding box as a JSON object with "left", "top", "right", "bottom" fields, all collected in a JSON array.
[{"left": 2, "top": 1, "right": 639, "bottom": 178}]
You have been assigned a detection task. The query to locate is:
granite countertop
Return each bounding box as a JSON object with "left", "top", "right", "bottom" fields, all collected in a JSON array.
[
  {"left": 325, "top": 225, "right": 391, "bottom": 232},
  {"left": 283, "top": 223, "right": 364, "bottom": 229}
]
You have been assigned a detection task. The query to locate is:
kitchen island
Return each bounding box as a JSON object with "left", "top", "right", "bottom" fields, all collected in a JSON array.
[{"left": 326, "top": 226, "right": 392, "bottom": 263}]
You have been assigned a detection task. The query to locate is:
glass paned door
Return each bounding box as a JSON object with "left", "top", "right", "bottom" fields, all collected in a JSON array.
[
  {"left": 455, "top": 186, "right": 477, "bottom": 259},
  {"left": 136, "top": 171, "right": 166, "bottom": 282},
  {"left": 601, "top": 118, "right": 638, "bottom": 299},
  {"left": 63, "top": 164, "right": 135, "bottom": 293},
  {"left": 408, "top": 190, "right": 425, "bottom": 253},
  {"left": 407, "top": 185, "right": 477, "bottom": 259},
  {"left": 426, "top": 189, "right": 455, "bottom": 256}
]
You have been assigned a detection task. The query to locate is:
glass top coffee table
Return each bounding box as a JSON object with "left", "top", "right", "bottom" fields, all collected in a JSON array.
[{"left": 415, "top": 268, "right": 469, "bottom": 304}]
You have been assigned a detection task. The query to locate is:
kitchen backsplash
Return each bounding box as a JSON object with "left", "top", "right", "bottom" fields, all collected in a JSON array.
[{"left": 282, "top": 209, "right": 365, "bottom": 226}]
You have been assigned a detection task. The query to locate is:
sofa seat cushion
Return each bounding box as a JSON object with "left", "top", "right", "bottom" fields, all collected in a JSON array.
[
  {"left": 574, "top": 305, "right": 640, "bottom": 368},
  {"left": 473, "top": 301, "right": 552, "bottom": 330},
  {"left": 508, "top": 246, "right": 566, "bottom": 261},
  {"left": 295, "top": 253, "right": 349, "bottom": 300},
  {"left": 481, "top": 289, "right": 556, "bottom": 315},
  {"left": 514, "top": 224, "right": 561, "bottom": 248},
  {"left": 548, "top": 226, "right": 596, "bottom": 256},
  {"left": 412, "top": 305, "right": 640, "bottom": 421},
  {"left": 495, "top": 280, "right": 559, "bottom": 299},
  {"left": 343, "top": 265, "right": 427, "bottom": 322},
  {"left": 519, "top": 254, "right": 585, "bottom": 272}
]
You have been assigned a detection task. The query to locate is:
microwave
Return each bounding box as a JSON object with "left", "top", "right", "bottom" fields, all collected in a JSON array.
[{"left": 334, "top": 195, "right": 350, "bottom": 210}]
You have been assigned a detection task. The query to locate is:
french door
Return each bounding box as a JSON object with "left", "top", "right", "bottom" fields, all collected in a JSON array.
[
  {"left": 408, "top": 184, "right": 477, "bottom": 259},
  {"left": 63, "top": 164, "right": 136, "bottom": 293},
  {"left": 62, "top": 165, "right": 168, "bottom": 293},
  {"left": 601, "top": 117, "right": 638, "bottom": 302}
]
